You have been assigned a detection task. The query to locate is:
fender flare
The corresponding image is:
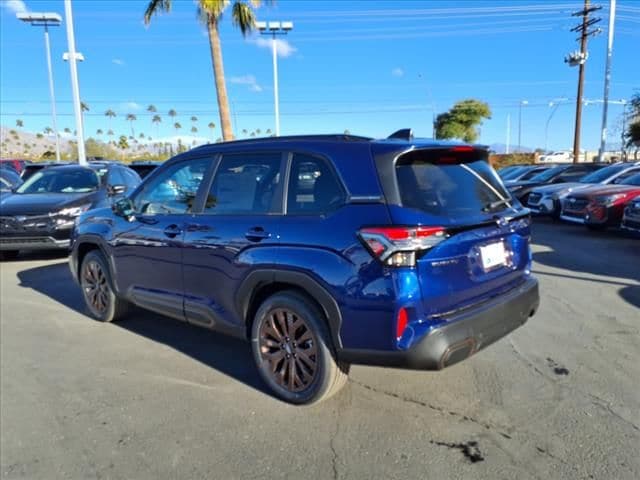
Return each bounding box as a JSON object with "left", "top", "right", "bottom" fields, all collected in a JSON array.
[{"left": 236, "top": 269, "right": 344, "bottom": 349}]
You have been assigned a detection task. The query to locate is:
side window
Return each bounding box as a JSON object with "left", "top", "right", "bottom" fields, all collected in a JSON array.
[
  {"left": 613, "top": 168, "right": 640, "bottom": 184},
  {"left": 560, "top": 168, "right": 588, "bottom": 181},
  {"left": 132, "top": 158, "right": 210, "bottom": 215},
  {"left": 122, "top": 168, "right": 141, "bottom": 189},
  {"left": 203, "top": 153, "right": 282, "bottom": 214},
  {"left": 107, "top": 167, "right": 125, "bottom": 186},
  {"left": 286, "top": 154, "right": 345, "bottom": 215}
]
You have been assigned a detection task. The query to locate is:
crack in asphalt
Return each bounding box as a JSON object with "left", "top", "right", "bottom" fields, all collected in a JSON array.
[
  {"left": 329, "top": 414, "right": 340, "bottom": 480},
  {"left": 587, "top": 393, "right": 640, "bottom": 432},
  {"left": 430, "top": 440, "right": 485, "bottom": 463},
  {"left": 350, "top": 379, "right": 512, "bottom": 437},
  {"left": 508, "top": 340, "right": 547, "bottom": 377}
]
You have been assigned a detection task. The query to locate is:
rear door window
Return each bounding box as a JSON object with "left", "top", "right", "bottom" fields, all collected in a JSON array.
[
  {"left": 203, "top": 152, "right": 283, "bottom": 214},
  {"left": 395, "top": 156, "right": 511, "bottom": 216},
  {"left": 286, "top": 154, "right": 345, "bottom": 214}
]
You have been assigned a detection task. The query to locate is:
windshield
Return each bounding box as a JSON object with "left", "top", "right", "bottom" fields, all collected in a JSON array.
[
  {"left": 529, "top": 166, "right": 567, "bottom": 182},
  {"left": 396, "top": 159, "right": 511, "bottom": 215},
  {"left": 579, "top": 164, "right": 632, "bottom": 184},
  {"left": 0, "top": 169, "right": 22, "bottom": 191},
  {"left": 16, "top": 168, "right": 100, "bottom": 194}
]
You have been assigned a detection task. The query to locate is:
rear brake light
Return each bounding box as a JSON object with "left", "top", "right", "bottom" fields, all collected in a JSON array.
[
  {"left": 358, "top": 226, "right": 447, "bottom": 266},
  {"left": 450, "top": 146, "right": 474, "bottom": 152}
]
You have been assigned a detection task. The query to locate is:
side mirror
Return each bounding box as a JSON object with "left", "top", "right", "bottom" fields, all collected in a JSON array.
[
  {"left": 112, "top": 197, "right": 136, "bottom": 221},
  {"left": 108, "top": 184, "right": 127, "bottom": 196}
]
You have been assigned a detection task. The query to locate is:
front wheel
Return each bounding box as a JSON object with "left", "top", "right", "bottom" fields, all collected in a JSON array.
[
  {"left": 251, "top": 291, "right": 350, "bottom": 405},
  {"left": 80, "top": 250, "right": 129, "bottom": 322}
]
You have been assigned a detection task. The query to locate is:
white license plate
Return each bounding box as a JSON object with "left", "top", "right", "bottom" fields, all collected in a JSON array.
[{"left": 480, "top": 242, "right": 507, "bottom": 270}]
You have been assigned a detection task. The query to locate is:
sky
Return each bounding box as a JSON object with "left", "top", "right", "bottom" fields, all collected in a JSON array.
[{"left": 0, "top": 0, "right": 639, "bottom": 152}]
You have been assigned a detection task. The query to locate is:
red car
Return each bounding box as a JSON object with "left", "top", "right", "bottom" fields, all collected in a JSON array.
[
  {"left": 562, "top": 173, "right": 640, "bottom": 230},
  {"left": 0, "top": 159, "right": 26, "bottom": 174}
]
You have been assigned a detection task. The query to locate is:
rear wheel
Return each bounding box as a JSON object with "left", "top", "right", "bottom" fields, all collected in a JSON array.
[
  {"left": 0, "top": 250, "right": 19, "bottom": 261},
  {"left": 80, "top": 250, "right": 129, "bottom": 322},
  {"left": 251, "top": 291, "right": 350, "bottom": 405}
]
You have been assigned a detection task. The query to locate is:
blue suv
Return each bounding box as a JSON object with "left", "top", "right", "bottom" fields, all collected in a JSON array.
[{"left": 70, "top": 131, "right": 539, "bottom": 404}]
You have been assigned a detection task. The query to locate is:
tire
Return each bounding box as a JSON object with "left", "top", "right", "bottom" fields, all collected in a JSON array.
[
  {"left": 0, "top": 250, "right": 19, "bottom": 261},
  {"left": 251, "top": 291, "right": 350, "bottom": 405},
  {"left": 80, "top": 250, "right": 129, "bottom": 322}
]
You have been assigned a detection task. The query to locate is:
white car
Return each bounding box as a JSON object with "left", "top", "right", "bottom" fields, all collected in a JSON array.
[{"left": 538, "top": 151, "right": 573, "bottom": 163}]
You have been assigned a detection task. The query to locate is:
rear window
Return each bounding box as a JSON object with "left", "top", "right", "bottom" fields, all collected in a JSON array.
[
  {"left": 395, "top": 158, "right": 511, "bottom": 215},
  {"left": 529, "top": 165, "right": 567, "bottom": 182},
  {"left": 579, "top": 163, "right": 630, "bottom": 183}
]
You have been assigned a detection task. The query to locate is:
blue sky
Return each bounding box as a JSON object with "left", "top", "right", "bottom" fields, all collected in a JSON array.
[{"left": 1, "top": 0, "right": 638, "bottom": 151}]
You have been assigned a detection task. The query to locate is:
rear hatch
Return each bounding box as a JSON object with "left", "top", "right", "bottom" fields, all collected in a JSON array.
[{"left": 375, "top": 146, "right": 532, "bottom": 318}]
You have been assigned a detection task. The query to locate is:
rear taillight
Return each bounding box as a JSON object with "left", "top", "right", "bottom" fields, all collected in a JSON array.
[
  {"left": 396, "top": 307, "right": 408, "bottom": 340},
  {"left": 358, "top": 226, "right": 447, "bottom": 267}
]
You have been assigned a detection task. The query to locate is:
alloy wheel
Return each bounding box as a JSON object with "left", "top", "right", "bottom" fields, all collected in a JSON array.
[
  {"left": 82, "top": 260, "right": 110, "bottom": 315},
  {"left": 258, "top": 308, "right": 318, "bottom": 392}
]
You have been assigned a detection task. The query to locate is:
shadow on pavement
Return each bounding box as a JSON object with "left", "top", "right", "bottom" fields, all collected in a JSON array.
[
  {"left": 619, "top": 285, "right": 640, "bottom": 309},
  {"left": 16, "top": 261, "right": 270, "bottom": 398},
  {"left": 2, "top": 250, "right": 69, "bottom": 263},
  {"left": 531, "top": 219, "right": 640, "bottom": 284}
]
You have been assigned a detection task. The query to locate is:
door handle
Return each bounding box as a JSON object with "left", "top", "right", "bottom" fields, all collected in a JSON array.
[
  {"left": 163, "top": 224, "right": 182, "bottom": 238},
  {"left": 245, "top": 227, "right": 270, "bottom": 242}
]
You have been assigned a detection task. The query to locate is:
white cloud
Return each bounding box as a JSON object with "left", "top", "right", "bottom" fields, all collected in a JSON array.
[
  {"left": 119, "top": 102, "right": 141, "bottom": 111},
  {"left": 112, "top": 58, "right": 125, "bottom": 66},
  {"left": 251, "top": 37, "right": 297, "bottom": 58},
  {"left": 229, "top": 75, "right": 263, "bottom": 93},
  {"left": 392, "top": 67, "right": 404, "bottom": 78},
  {"left": 3, "top": 0, "right": 28, "bottom": 14}
]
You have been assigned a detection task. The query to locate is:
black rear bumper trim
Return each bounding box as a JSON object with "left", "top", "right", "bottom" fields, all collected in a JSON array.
[{"left": 338, "top": 277, "right": 539, "bottom": 370}]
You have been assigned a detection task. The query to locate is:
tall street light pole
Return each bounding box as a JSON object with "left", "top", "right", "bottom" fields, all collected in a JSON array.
[
  {"left": 17, "top": 12, "right": 62, "bottom": 162},
  {"left": 256, "top": 21, "right": 293, "bottom": 137},
  {"left": 518, "top": 100, "right": 528, "bottom": 152},
  {"left": 64, "top": 0, "right": 86, "bottom": 165},
  {"left": 598, "top": 0, "right": 616, "bottom": 161}
]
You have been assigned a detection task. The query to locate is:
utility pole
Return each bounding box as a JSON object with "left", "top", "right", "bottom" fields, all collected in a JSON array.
[
  {"left": 598, "top": 0, "right": 616, "bottom": 162},
  {"left": 566, "top": 0, "right": 602, "bottom": 163},
  {"left": 64, "top": 0, "right": 86, "bottom": 165},
  {"left": 517, "top": 100, "right": 528, "bottom": 152}
]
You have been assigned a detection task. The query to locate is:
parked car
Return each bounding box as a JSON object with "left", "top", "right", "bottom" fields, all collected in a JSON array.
[
  {"left": 506, "top": 163, "right": 606, "bottom": 204},
  {"left": 129, "top": 160, "right": 161, "bottom": 179},
  {"left": 621, "top": 197, "right": 640, "bottom": 233},
  {"left": 20, "top": 161, "right": 71, "bottom": 181},
  {"left": 497, "top": 165, "right": 527, "bottom": 178},
  {"left": 502, "top": 165, "right": 553, "bottom": 183},
  {"left": 538, "top": 151, "right": 573, "bottom": 163},
  {"left": 561, "top": 173, "right": 640, "bottom": 229},
  {"left": 0, "top": 167, "right": 23, "bottom": 199},
  {"left": 527, "top": 162, "right": 640, "bottom": 218},
  {"left": 0, "top": 162, "right": 141, "bottom": 259},
  {"left": 0, "top": 159, "right": 26, "bottom": 174},
  {"left": 69, "top": 132, "right": 539, "bottom": 404}
]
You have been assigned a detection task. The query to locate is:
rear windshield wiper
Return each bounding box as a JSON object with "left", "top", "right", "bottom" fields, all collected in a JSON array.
[{"left": 482, "top": 198, "right": 511, "bottom": 212}]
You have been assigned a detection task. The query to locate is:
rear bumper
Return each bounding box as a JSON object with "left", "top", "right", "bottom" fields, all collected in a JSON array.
[{"left": 338, "top": 277, "right": 539, "bottom": 370}]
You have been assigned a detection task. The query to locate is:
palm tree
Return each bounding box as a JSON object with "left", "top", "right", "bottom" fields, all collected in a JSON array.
[
  {"left": 191, "top": 115, "right": 198, "bottom": 124},
  {"left": 256, "top": 128, "right": 261, "bottom": 135},
  {"left": 242, "top": 128, "right": 248, "bottom": 137},
  {"left": 44, "top": 127, "right": 53, "bottom": 135},
  {"left": 168, "top": 109, "right": 177, "bottom": 122},
  {"left": 104, "top": 109, "right": 116, "bottom": 131},
  {"left": 147, "top": 104, "right": 157, "bottom": 114},
  {"left": 152, "top": 114, "right": 162, "bottom": 136},
  {"left": 97, "top": 129, "right": 103, "bottom": 139},
  {"left": 139, "top": 132, "right": 146, "bottom": 140},
  {"left": 16, "top": 119, "right": 23, "bottom": 129},
  {"left": 207, "top": 122, "right": 216, "bottom": 140},
  {"left": 126, "top": 113, "right": 137, "bottom": 136},
  {"left": 144, "top": 0, "right": 266, "bottom": 141},
  {"left": 191, "top": 126, "right": 198, "bottom": 134},
  {"left": 174, "top": 122, "right": 182, "bottom": 134},
  {"left": 107, "top": 129, "right": 114, "bottom": 138},
  {"left": 265, "top": 128, "right": 272, "bottom": 135},
  {"left": 64, "top": 127, "right": 71, "bottom": 134}
]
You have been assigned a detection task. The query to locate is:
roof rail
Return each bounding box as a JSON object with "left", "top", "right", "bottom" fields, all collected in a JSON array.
[
  {"left": 387, "top": 128, "right": 413, "bottom": 141},
  {"left": 189, "top": 134, "right": 372, "bottom": 151}
]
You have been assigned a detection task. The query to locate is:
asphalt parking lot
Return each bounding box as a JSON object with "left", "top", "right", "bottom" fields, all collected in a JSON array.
[{"left": 1, "top": 220, "right": 638, "bottom": 480}]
